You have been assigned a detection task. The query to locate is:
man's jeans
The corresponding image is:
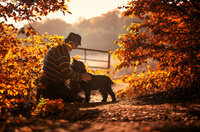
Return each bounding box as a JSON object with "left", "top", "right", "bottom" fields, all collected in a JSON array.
[{"left": 36, "top": 78, "right": 83, "bottom": 102}]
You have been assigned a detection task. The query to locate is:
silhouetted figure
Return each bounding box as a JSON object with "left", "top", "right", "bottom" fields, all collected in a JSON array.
[{"left": 36, "top": 32, "right": 92, "bottom": 102}]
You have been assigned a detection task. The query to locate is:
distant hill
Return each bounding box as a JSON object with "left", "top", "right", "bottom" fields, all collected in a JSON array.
[{"left": 17, "top": 9, "right": 139, "bottom": 51}]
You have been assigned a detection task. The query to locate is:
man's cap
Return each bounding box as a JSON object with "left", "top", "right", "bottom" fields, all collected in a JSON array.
[{"left": 64, "top": 32, "right": 81, "bottom": 45}]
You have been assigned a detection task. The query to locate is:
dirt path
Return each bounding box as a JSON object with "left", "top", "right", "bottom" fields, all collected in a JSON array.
[
  {"left": 2, "top": 83, "right": 200, "bottom": 132},
  {"left": 4, "top": 99, "right": 200, "bottom": 132}
]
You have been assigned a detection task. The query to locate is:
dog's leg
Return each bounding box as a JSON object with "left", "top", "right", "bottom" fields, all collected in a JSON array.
[
  {"left": 105, "top": 85, "right": 116, "bottom": 102},
  {"left": 83, "top": 89, "right": 91, "bottom": 103},
  {"left": 99, "top": 89, "right": 108, "bottom": 102}
]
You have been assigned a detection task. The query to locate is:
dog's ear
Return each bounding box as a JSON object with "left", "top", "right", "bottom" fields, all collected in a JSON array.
[{"left": 73, "top": 58, "right": 78, "bottom": 63}]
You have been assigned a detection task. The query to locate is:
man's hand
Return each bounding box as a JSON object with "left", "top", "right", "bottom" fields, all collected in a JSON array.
[
  {"left": 82, "top": 73, "right": 92, "bottom": 82},
  {"left": 65, "top": 79, "right": 70, "bottom": 86}
]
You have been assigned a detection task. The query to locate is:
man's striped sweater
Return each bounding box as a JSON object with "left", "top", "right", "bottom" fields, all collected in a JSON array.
[{"left": 42, "top": 44, "right": 82, "bottom": 83}]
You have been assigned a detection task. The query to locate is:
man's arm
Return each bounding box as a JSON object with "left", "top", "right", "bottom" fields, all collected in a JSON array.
[
  {"left": 82, "top": 73, "right": 92, "bottom": 82},
  {"left": 56, "top": 45, "right": 82, "bottom": 81}
]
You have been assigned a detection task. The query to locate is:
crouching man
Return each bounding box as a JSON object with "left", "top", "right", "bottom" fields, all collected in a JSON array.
[{"left": 36, "top": 32, "right": 92, "bottom": 102}]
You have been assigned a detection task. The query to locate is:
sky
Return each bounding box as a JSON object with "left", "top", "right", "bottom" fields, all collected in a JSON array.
[
  {"left": 49, "top": 0, "right": 128, "bottom": 23},
  {"left": 9, "top": 0, "right": 128, "bottom": 28}
]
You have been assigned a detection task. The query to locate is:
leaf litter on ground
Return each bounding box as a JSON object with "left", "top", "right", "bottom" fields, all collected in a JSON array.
[{"left": 0, "top": 83, "right": 200, "bottom": 132}]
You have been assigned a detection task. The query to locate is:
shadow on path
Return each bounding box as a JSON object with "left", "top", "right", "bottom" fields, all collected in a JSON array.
[{"left": 137, "top": 87, "right": 200, "bottom": 105}]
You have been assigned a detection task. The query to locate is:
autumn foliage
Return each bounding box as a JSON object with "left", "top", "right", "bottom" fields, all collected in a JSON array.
[
  {"left": 0, "top": 0, "right": 70, "bottom": 115},
  {"left": 114, "top": 0, "right": 200, "bottom": 98},
  {"left": 1, "top": 0, "right": 199, "bottom": 117}
]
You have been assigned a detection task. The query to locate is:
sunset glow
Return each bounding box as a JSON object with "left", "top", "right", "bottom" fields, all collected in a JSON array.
[
  {"left": 48, "top": 0, "right": 128, "bottom": 23},
  {"left": 3, "top": 0, "right": 128, "bottom": 28}
]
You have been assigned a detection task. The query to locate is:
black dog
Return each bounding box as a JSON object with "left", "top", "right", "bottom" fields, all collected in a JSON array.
[{"left": 70, "top": 59, "right": 116, "bottom": 103}]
